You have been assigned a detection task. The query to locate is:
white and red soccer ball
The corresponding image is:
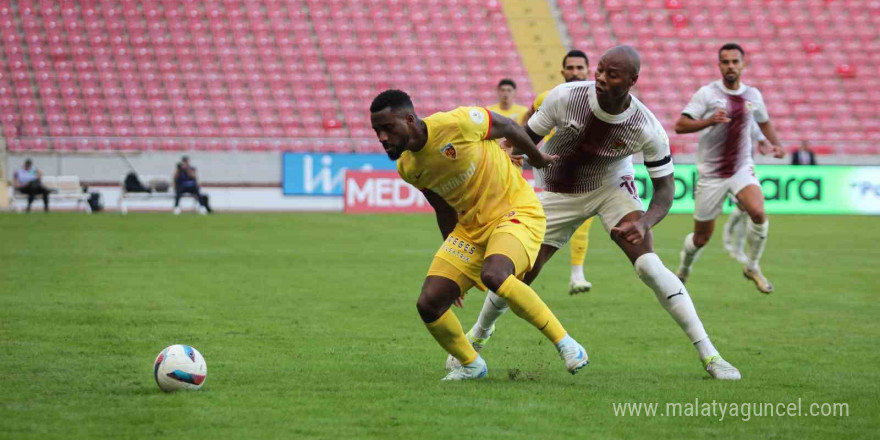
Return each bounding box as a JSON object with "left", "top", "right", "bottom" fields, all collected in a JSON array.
[{"left": 153, "top": 344, "right": 207, "bottom": 392}]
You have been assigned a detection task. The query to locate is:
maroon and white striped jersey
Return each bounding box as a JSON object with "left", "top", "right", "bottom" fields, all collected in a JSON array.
[
  {"left": 682, "top": 80, "right": 770, "bottom": 178},
  {"left": 527, "top": 81, "right": 673, "bottom": 194}
]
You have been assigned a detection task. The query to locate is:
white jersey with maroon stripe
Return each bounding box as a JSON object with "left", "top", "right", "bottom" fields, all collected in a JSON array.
[
  {"left": 527, "top": 81, "right": 673, "bottom": 194},
  {"left": 682, "top": 80, "right": 769, "bottom": 178}
]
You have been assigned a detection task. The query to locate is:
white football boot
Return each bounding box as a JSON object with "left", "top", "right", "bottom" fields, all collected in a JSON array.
[
  {"left": 441, "top": 355, "right": 488, "bottom": 381},
  {"left": 569, "top": 279, "right": 593, "bottom": 295},
  {"left": 445, "top": 325, "right": 493, "bottom": 371},
  {"left": 556, "top": 335, "right": 589, "bottom": 374},
  {"left": 703, "top": 355, "right": 742, "bottom": 380}
]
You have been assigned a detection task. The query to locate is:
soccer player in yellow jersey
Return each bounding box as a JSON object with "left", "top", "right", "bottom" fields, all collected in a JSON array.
[
  {"left": 523, "top": 50, "right": 597, "bottom": 295},
  {"left": 486, "top": 79, "right": 529, "bottom": 124},
  {"left": 369, "top": 89, "right": 589, "bottom": 381}
]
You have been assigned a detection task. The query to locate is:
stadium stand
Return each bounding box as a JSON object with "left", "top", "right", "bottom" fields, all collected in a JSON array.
[
  {"left": 557, "top": 0, "right": 880, "bottom": 154},
  {"left": 0, "top": 0, "right": 532, "bottom": 154},
  {"left": 0, "top": 0, "right": 876, "bottom": 155}
]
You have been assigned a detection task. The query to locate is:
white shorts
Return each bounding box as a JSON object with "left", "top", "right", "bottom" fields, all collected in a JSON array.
[
  {"left": 694, "top": 165, "right": 761, "bottom": 221},
  {"left": 541, "top": 176, "right": 644, "bottom": 249}
]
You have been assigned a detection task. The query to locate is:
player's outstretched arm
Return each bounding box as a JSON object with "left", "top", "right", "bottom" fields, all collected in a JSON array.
[
  {"left": 422, "top": 189, "right": 457, "bottom": 240},
  {"left": 674, "top": 111, "right": 729, "bottom": 134},
  {"left": 487, "top": 111, "right": 557, "bottom": 169}
]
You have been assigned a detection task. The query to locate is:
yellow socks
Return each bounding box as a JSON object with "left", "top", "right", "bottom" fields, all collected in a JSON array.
[
  {"left": 570, "top": 218, "right": 593, "bottom": 267},
  {"left": 425, "top": 309, "right": 478, "bottom": 365},
  {"left": 496, "top": 275, "right": 567, "bottom": 344}
]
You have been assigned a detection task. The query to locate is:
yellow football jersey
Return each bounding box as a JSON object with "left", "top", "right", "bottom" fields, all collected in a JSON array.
[
  {"left": 486, "top": 103, "right": 529, "bottom": 125},
  {"left": 532, "top": 90, "right": 555, "bottom": 141},
  {"left": 532, "top": 90, "right": 550, "bottom": 110},
  {"left": 397, "top": 106, "right": 541, "bottom": 244}
]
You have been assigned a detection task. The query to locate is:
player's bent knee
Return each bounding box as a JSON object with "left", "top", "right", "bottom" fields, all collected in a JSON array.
[
  {"left": 416, "top": 294, "right": 445, "bottom": 323},
  {"left": 480, "top": 267, "right": 511, "bottom": 293},
  {"left": 416, "top": 277, "right": 459, "bottom": 323},
  {"left": 749, "top": 209, "right": 767, "bottom": 224}
]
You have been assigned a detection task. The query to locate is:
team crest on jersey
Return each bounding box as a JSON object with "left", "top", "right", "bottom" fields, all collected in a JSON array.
[
  {"left": 503, "top": 211, "right": 516, "bottom": 218},
  {"left": 441, "top": 143, "right": 457, "bottom": 160},
  {"left": 612, "top": 138, "right": 627, "bottom": 150},
  {"left": 469, "top": 108, "right": 485, "bottom": 124},
  {"left": 745, "top": 101, "right": 755, "bottom": 112}
]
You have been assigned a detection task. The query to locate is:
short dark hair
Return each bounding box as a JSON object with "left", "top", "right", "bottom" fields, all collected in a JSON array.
[
  {"left": 497, "top": 78, "right": 516, "bottom": 89},
  {"left": 563, "top": 49, "right": 589, "bottom": 67},
  {"left": 718, "top": 43, "right": 745, "bottom": 58},
  {"left": 370, "top": 89, "right": 414, "bottom": 113}
]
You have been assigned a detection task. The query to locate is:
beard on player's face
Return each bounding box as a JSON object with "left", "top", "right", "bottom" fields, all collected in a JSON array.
[
  {"left": 382, "top": 126, "right": 411, "bottom": 160},
  {"left": 382, "top": 135, "right": 408, "bottom": 160}
]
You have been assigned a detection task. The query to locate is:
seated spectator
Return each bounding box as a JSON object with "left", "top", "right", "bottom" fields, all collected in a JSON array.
[
  {"left": 792, "top": 141, "right": 817, "bottom": 166},
  {"left": 173, "top": 156, "right": 212, "bottom": 214},
  {"left": 13, "top": 159, "right": 50, "bottom": 212}
]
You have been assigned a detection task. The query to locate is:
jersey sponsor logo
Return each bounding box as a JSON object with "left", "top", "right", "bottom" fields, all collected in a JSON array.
[
  {"left": 469, "top": 108, "right": 485, "bottom": 124},
  {"left": 441, "top": 143, "right": 457, "bottom": 160},
  {"left": 432, "top": 162, "right": 477, "bottom": 197},
  {"left": 442, "top": 235, "right": 477, "bottom": 263},
  {"left": 503, "top": 210, "right": 516, "bottom": 218}
]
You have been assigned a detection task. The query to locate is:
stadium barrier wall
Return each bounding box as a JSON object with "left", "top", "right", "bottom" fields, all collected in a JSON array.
[{"left": 343, "top": 166, "right": 880, "bottom": 215}]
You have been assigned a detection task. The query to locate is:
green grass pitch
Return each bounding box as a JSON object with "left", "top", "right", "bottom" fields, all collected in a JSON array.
[{"left": 1, "top": 212, "right": 877, "bottom": 439}]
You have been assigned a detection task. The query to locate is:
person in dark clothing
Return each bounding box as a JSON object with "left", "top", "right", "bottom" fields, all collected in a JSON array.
[
  {"left": 173, "top": 156, "right": 212, "bottom": 214},
  {"left": 791, "top": 141, "right": 817, "bottom": 165},
  {"left": 13, "top": 159, "right": 50, "bottom": 212}
]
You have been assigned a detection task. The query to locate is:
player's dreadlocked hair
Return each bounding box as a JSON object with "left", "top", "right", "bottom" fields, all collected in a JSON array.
[{"left": 370, "top": 89, "right": 414, "bottom": 113}]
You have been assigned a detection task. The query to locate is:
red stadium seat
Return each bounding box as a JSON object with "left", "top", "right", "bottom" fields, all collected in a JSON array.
[
  {"left": 836, "top": 64, "right": 856, "bottom": 78},
  {"left": 0, "top": 0, "right": 873, "bottom": 154}
]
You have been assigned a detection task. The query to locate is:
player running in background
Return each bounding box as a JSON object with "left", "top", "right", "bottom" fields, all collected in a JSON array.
[
  {"left": 723, "top": 120, "right": 767, "bottom": 264},
  {"left": 369, "top": 90, "right": 589, "bottom": 381},
  {"left": 522, "top": 49, "right": 597, "bottom": 295},
  {"left": 674, "top": 43, "right": 785, "bottom": 294},
  {"left": 486, "top": 79, "right": 529, "bottom": 124},
  {"left": 456, "top": 46, "right": 742, "bottom": 380}
]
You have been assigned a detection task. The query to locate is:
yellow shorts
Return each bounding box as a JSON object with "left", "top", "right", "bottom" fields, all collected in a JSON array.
[{"left": 426, "top": 208, "right": 545, "bottom": 293}]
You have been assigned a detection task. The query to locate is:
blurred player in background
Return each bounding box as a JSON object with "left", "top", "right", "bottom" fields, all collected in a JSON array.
[
  {"left": 523, "top": 49, "right": 597, "bottom": 295},
  {"left": 457, "top": 46, "right": 742, "bottom": 380},
  {"left": 674, "top": 43, "right": 785, "bottom": 294},
  {"left": 723, "top": 120, "right": 767, "bottom": 264},
  {"left": 369, "top": 90, "right": 589, "bottom": 381},
  {"left": 486, "top": 79, "right": 528, "bottom": 124}
]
